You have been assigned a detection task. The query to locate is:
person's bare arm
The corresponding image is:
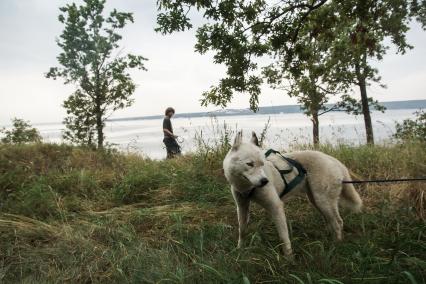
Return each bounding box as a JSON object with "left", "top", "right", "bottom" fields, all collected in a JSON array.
[{"left": 163, "top": 129, "right": 177, "bottom": 138}]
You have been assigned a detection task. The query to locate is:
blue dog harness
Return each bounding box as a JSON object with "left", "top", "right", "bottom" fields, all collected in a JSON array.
[{"left": 247, "top": 149, "right": 307, "bottom": 199}]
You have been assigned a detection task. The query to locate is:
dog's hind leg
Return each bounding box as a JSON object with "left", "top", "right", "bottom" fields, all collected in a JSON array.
[
  {"left": 307, "top": 184, "right": 344, "bottom": 241},
  {"left": 231, "top": 189, "right": 250, "bottom": 248},
  {"left": 327, "top": 204, "right": 343, "bottom": 241},
  {"left": 315, "top": 200, "right": 343, "bottom": 241}
]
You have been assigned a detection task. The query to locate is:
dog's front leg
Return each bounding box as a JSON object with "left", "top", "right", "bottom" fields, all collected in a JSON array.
[
  {"left": 256, "top": 192, "right": 292, "bottom": 256},
  {"left": 268, "top": 203, "right": 292, "bottom": 256},
  {"left": 231, "top": 188, "right": 250, "bottom": 248}
]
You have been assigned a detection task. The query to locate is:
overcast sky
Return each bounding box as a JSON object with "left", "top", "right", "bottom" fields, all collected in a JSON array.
[{"left": 0, "top": 0, "right": 425, "bottom": 125}]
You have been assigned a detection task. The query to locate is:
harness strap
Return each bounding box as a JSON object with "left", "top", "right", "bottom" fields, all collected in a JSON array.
[
  {"left": 279, "top": 168, "right": 294, "bottom": 175},
  {"left": 246, "top": 187, "right": 256, "bottom": 199},
  {"left": 244, "top": 149, "right": 307, "bottom": 200},
  {"left": 265, "top": 149, "right": 307, "bottom": 198},
  {"left": 265, "top": 148, "right": 280, "bottom": 158},
  {"left": 278, "top": 157, "right": 307, "bottom": 198}
]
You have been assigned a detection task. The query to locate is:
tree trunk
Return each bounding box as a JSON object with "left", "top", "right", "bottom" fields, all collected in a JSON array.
[
  {"left": 358, "top": 77, "right": 374, "bottom": 144},
  {"left": 94, "top": 64, "right": 104, "bottom": 149},
  {"left": 96, "top": 115, "right": 103, "bottom": 149},
  {"left": 355, "top": 54, "right": 374, "bottom": 145},
  {"left": 95, "top": 98, "right": 104, "bottom": 149},
  {"left": 312, "top": 111, "right": 319, "bottom": 146}
]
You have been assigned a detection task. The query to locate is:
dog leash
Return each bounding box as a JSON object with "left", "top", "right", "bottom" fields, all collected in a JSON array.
[
  {"left": 266, "top": 149, "right": 426, "bottom": 186},
  {"left": 342, "top": 177, "right": 426, "bottom": 184}
]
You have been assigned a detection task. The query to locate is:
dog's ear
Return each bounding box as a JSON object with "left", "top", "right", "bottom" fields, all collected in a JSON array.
[
  {"left": 232, "top": 130, "right": 243, "bottom": 151},
  {"left": 251, "top": 131, "right": 260, "bottom": 147}
]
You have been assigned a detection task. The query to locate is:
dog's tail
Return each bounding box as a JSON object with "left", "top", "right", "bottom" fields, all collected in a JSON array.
[
  {"left": 340, "top": 171, "right": 363, "bottom": 213},
  {"left": 349, "top": 170, "right": 363, "bottom": 181}
]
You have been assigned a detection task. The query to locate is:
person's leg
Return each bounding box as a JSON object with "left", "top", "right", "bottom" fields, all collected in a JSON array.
[
  {"left": 163, "top": 138, "right": 174, "bottom": 159},
  {"left": 171, "top": 138, "right": 181, "bottom": 156}
]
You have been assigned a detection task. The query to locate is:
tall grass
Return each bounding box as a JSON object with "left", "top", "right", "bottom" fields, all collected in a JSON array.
[{"left": 0, "top": 140, "right": 425, "bottom": 283}]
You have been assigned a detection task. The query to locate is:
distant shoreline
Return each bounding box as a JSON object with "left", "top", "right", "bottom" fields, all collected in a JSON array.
[
  {"left": 108, "top": 99, "right": 426, "bottom": 122},
  {"left": 19, "top": 99, "right": 424, "bottom": 127}
]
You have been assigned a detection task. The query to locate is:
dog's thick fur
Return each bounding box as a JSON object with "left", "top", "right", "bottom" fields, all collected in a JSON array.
[{"left": 223, "top": 131, "right": 363, "bottom": 256}]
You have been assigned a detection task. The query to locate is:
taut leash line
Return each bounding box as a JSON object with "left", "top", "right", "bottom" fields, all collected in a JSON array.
[{"left": 342, "top": 177, "right": 426, "bottom": 184}]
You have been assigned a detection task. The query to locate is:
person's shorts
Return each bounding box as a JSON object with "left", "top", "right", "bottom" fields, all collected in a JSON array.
[{"left": 163, "top": 137, "right": 181, "bottom": 158}]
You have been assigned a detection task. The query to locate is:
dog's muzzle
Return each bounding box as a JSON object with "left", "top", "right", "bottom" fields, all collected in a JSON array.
[
  {"left": 242, "top": 175, "right": 269, "bottom": 187},
  {"left": 244, "top": 177, "right": 269, "bottom": 199},
  {"left": 259, "top": 177, "right": 269, "bottom": 187}
]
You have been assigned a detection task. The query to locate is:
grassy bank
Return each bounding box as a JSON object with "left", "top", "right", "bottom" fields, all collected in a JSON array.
[{"left": 0, "top": 142, "right": 425, "bottom": 283}]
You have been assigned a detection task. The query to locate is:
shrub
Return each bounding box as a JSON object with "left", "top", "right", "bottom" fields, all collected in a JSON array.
[
  {"left": 394, "top": 110, "right": 426, "bottom": 142},
  {"left": 0, "top": 118, "right": 42, "bottom": 144}
]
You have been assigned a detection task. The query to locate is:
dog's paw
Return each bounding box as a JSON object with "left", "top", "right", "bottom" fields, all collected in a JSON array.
[
  {"left": 285, "top": 251, "right": 294, "bottom": 261},
  {"left": 280, "top": 245, "right": 293, "bottom": 258}
]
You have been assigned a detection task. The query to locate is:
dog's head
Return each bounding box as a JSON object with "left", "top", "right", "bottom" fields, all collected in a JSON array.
[{"left": 223, "top": 131, "right": 269, "bottom": 188}]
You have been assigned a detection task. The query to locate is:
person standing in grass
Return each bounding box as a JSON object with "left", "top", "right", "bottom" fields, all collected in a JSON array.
[{"left": 163, "top": 107, "right": 181, "bottom": 159}]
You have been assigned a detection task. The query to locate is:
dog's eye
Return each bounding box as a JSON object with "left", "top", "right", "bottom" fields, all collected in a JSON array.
[{"left": 246, "top": 162, "right": 254, "bottom": 167}]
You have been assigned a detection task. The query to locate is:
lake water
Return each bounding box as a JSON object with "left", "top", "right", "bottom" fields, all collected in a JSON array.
[{"left": 33, "top": 109, "right": 416, "bottom": 159}]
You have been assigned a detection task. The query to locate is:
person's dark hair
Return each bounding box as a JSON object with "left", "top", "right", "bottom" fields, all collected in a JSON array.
[{"left": 165, "top": 107, "right": 175, "bottom": 116}]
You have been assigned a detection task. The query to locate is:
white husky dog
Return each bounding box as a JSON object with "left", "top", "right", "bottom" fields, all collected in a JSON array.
[{"left": 223, "top": 131, "right": 363, "bottom": 256}]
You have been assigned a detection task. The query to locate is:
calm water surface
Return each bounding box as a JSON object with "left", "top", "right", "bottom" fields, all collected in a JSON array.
[{"left": 34, "top": 109, "right": 415, "bottom": 159}]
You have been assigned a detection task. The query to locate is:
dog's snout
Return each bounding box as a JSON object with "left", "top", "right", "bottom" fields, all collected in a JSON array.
[{"left": 260, "top": 177, "right": 269, "bottom": 186}]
